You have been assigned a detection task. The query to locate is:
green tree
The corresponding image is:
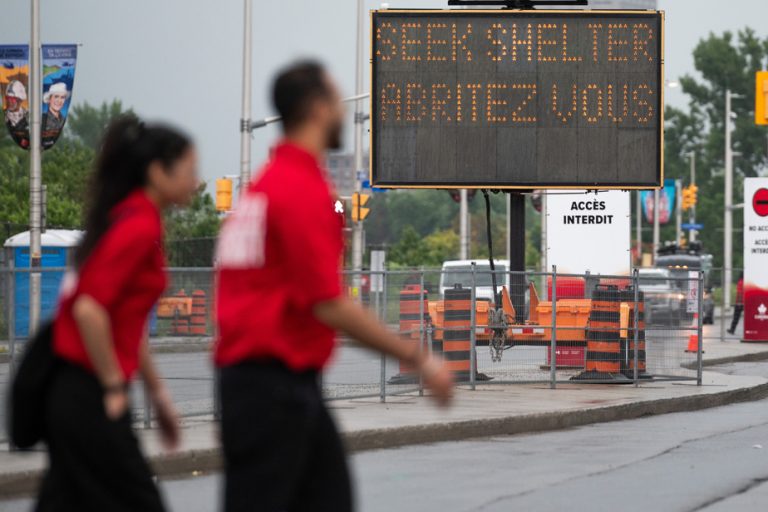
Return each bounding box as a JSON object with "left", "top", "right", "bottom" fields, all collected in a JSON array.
[
  {"left": 661, "top": 28, "right": 768, "bottom": 269},
  {"left": 67, "top": 100, "right": 133, "bottom": 149},
  {"left": 164, "top": 184, "right": 221, "bottom": 240}
]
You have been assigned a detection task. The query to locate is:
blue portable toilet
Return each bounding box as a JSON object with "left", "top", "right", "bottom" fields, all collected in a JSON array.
[{"left": 4, "top": 229, "right": 83, "bottom": 338}]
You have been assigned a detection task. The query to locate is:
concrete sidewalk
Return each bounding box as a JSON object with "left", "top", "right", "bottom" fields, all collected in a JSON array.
[
  {"left": 2, "top": 367, "right": 768, "bottom": 498},
  {"left": 700, "top": 334, "right": 768, "bottom": 365}
]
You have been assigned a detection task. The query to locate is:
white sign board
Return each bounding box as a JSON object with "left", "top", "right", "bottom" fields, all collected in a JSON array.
[
  {"left": 743, "top": 178, "right": 768, "bottom": 341},
  {"left": 370, "top": 250, "right": 386, "bottom": 293},
  {"left": 686, "top": 270, "right": 699, "bottom": 314},
  {"left": 546, "top": 191, "right": 631, "bottom": 275}
]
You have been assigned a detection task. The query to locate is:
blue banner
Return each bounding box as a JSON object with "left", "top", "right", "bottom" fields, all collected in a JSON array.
[
  {"left": 641, "top": 179, "right": 677, "bottom": 225},
  {"left": 41, "top": 44, "right": 77, "bottom": 150}
]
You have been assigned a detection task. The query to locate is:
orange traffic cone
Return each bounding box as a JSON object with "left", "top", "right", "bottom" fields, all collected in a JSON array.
[{"left": 685, "top": 313, "right": 703, "bottom": 353}]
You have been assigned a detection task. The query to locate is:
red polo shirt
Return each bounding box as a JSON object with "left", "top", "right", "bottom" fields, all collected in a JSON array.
[
  {"left": 54, "top": 190, "right": 167, "bottom": 380},
  {"left": 214, "top": 142, "right": 344, "bottom": 371}
]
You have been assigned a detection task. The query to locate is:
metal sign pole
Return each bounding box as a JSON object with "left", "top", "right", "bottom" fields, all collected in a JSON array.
[
  {"left": 238, "top": 0, "right": 252, "bottom": 194},
  {"left": 550, "top": 265, "right": 557, "bottom": 389}
]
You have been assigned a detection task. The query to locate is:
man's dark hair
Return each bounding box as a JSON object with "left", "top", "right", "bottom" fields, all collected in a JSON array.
[{"left": 272, "top": 60, "right": 332, "bottom": 132}]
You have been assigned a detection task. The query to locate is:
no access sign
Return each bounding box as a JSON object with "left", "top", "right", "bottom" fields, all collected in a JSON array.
[{"left": 752, "top": 188, "right": 768, "bottom": 217}]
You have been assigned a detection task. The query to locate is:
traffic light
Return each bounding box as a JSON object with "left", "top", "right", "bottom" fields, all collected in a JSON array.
[
  {"left": 681, "top": 185, "right": 698, "bottom": 211},
  {"left": 756, "top": 71, "right": 768, "bottom": 126},
  {"left": 216, "top": 178, "right": 233, "bottom": 212},
  {"left": 351, "top": 192, "right": 370, "bottom": 222}
]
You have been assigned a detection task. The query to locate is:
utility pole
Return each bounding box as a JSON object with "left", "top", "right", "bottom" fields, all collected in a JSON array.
[
  {"left": 689, "top": 152, "right": 697, "bottom": 242},
  {"left": 723, "top": 89, "right": 739, "bottom": 335},
  {"left": 28, "top": 0, "right": 42, "bottom": 335},
  {"left": 239, "top": 0, "right": 252, "bottom": 194},
  {"left": 352, "top": 0, "right": 365, "bottom": 286},
  {"left": 460, "top": 189, "right": 469, "bottom": 259},
  {"left": 675, "top": 180, "right": 682, "bottom": 246}
]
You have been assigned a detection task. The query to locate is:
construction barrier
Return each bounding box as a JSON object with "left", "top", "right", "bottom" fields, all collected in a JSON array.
[
  {"left": 621, "top": 288, "right": 650, "bottom": 379},
  {"left": 572, "top": 285, "right": 629, "bottom": 382},
  {"left": 190, "top": 289, "right": 207, "bottom": 336},
  {"left": 388, "top": 285, "right": 429, "bottom": 384},
  {"left": 171, "top": 289, "right": 190, "bottom": 336}
]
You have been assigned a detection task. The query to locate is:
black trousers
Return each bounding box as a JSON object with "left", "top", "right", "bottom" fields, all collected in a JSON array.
[
  {"left": 35, "top": 362, "right": 165, "bottom": 512},
  {"left": 730, "top": 304, "right": 744, "bottom": 332},
  {"left": 219, "top": 361, "right": 353, "bottom": 512}
]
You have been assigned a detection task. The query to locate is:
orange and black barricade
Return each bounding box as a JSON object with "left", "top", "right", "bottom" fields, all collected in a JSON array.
[{"left": 572, "top": 285, "right": 629, "bottom": 382}]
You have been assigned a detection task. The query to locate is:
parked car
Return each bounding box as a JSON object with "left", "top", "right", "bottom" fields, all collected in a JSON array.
[
  {"left": 439, "top": 260, "right": 509, "bottom": 303},
  {"left": 637, "top": 268, "right": 686, "bottom": 326}
]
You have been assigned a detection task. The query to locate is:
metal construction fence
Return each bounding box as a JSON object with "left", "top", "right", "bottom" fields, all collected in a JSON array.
[{"left": 0, "top": 266, "right": 704, "bottom": 436}]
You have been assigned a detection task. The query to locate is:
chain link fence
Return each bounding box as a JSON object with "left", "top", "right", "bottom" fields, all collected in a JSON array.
[{"left": 0, "top": 266, "right": 704, "bottom": 438}]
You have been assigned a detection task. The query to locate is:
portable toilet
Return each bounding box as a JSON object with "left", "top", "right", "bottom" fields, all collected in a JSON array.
[{"left": 3, "top": 229, "right": 83, "bottom": 338}]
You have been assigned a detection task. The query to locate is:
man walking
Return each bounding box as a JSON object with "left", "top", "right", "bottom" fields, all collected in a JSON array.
[
  {"left": 214, "top": 61, "right": 453, "bottom": 512},
  {"left": 728, "top": 272, "right": 744, "bottom": 335}
]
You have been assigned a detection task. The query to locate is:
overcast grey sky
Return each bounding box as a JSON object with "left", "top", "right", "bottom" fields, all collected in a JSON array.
[{"left": 2, "top": 0, "right": 767, "bottom": 187}]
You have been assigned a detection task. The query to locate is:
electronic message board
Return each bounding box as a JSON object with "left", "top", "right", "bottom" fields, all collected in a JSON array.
[{"left": 370, "top": 10, "right": 664, "bottom": 189}]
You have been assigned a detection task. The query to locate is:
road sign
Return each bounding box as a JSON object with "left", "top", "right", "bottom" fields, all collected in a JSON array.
[
  {"left": 370, "top": 10, "right": 664, "bottom": 189},
  {"left": 686, "top": 270, "right": 699, "bottom": 314},
  {"left": 752, "top": 188, "right": 768, "bottom": 217},
  {"left": 744, "top": 178, "right": 768, "bottom": 341},
  {"left": 361, "top": 180, "right": 387, "bottom": 193},
  {"left": 681, "top": 223, "right": 703, "bottom": 231}
]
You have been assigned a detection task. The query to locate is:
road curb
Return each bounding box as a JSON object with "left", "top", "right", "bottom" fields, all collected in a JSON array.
[
  {"left": 344, "top": 381, "right": 768, "bottom": 452},
  {"left": 2, "top": 380, "right": 768, "bottom": 499}
]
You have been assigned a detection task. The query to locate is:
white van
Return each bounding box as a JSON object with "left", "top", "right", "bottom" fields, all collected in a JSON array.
[{"left": 439, "top": 260, "right": 510, "bottom": 302}]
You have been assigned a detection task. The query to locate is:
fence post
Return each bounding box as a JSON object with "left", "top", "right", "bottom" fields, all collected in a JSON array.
[
  {"left": 697, "top": 270, "right": 705, "bottom": 386},
  {"left": 143, "top": 380, "right": 152, "bottom": 429},
  {"left": 633, "top": 268, "right": 640, "bottom": 388},
  {"left": 419, "top": 270, "right": 425, "bottom": 397},
  {"left": 379, "top": 270, "right": 387, "bottom": 403},
  {"left": 720, "top": 269, "right": 727, "bottom": 343},
  {"left": 470, "top": 263, "right": 477, "bottom": 391},
  {"left": 550, "top": 266, "right": 557, "bottom": 389}
]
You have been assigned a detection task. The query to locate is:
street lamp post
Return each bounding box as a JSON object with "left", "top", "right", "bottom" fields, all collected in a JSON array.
[
  {"left": 723, "top": 89, "right": 743, "bottom": 341},
  {"left": 239, "top": 0, "right": 252, "bottom": 195},
  {"left": 352, "top": 0, "right": 366, "bottom": 291},
  {"left": 28, "top": 0, "right": 42, "bottom": 335}
]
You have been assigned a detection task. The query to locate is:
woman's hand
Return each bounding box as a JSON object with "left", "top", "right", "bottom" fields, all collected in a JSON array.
[
  {"left": 152, "top": 386, "right": 180, "bottom": 451},
  {"left": 104, "top": 386, "right": 129, "bottom": 420}
]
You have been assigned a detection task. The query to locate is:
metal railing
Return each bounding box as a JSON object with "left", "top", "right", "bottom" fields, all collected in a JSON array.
[{"left": 0, "top": 266, "right": 704, "bottom": 439}]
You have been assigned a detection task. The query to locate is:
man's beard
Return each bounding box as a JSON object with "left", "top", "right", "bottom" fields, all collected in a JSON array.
[{"left": 326, "top": 119, "right": 343, "bottom": 150}]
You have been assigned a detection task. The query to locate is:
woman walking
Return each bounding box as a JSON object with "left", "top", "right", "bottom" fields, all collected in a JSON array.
[{"left": 36, "top": 116, "right": 199, "bottom": 511}]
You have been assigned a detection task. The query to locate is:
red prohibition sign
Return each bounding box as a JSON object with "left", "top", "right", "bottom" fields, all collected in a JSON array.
[{"left": 754, "top": 188, "right": 768, "bottom": 217}]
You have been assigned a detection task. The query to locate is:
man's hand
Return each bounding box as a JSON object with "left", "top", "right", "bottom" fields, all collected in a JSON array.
[
  {"left": 314, "top": 297, "right": 454, "bottom": 408},
  {"left": 417, "top": 355, "right": 454, "bottom": 407}
]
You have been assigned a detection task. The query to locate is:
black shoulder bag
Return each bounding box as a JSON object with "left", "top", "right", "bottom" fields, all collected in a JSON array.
[{"left": 7, "top": 320, "right": 57, "bottom": 449}]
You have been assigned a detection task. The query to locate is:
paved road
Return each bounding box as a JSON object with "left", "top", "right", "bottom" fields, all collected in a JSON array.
[{"left": 3, "top": 361, "right": 767, "bottom": 512}]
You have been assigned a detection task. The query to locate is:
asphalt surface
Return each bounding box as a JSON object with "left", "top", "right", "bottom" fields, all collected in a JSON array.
[{"left": 3, "top": 360, "right": 766, "bottom": 512}]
